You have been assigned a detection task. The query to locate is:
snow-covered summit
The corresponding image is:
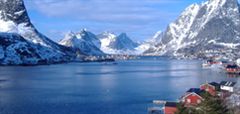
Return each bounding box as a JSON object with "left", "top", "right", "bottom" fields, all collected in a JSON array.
[
  {"left": 97, "top": 32, "right": 139, "bottom": 55},
  {"left": 59, "top": 30, "right": 104, "bottom": 56},
  {"left": 136, "top": 31, "right": 164, "bottom": 54},
  {"left": 145, "top": 0, "right": 240, "bottom": 58},
  {"left": 0, "top": 0, "right": 73, "bottom": 65},
  {"left": 0, "top": 0, "right": 63, "bottom": 48},
  {"left": 109, "top": 33, "right": 139, "bottom": 50}
]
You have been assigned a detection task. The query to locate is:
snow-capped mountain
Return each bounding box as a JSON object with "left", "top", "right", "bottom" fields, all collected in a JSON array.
[
  {"left": 59, "top": 30, "right": 104, "bottom": 56},
  {"left": 0, "top": 0, "right": 73, "bottom": 65},
  {"left": 145, "top": 0, "right": 240, "bottom": 58},
  {"left": 0, "top": 33, "right": 61, "bottom": 65},
  {"left": 149, "top": 31, "right": 163, "bottom": 44},
  {"left": 137, "top": 31, "right": 163, "bottom": 53},
  {"left": 97, "top": 32, "right": 139, "bottom": 54},
  {"left": 109, "top": 33, "right": 139, "bottom": 50}
]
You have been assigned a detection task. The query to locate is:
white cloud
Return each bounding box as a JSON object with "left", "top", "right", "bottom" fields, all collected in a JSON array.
[{"left": 26, "top": 0, "right": 180, "bottom": 22}]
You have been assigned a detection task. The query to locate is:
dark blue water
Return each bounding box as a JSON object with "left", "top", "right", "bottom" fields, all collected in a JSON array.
[{"left": 0, "top": 57, "right": 239, "bottom": 114}]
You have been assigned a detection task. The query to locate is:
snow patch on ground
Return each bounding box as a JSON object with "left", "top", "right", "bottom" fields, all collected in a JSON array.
[
  {"left": 208, "top": 40, "right": 240, "bottom": 48},
  {"left": 0, "top": 20, "right": 18, "bottom": 33},
  {"left": 14, "top": 10, "right": 25, "bottom": 16}
]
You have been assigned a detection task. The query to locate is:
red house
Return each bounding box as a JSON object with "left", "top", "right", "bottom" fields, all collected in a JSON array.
[
  {"left": 164, "top": 102, "right": 178, "bottom": 114},
  {"left": 200, "top": 82, "right": 220, "bottom": 96},
  {"left": 181, "top": 88, "right": 204, "bottom": 107},
  {"left": 225, "top": 64, "right": 240, "bottom": 74}
]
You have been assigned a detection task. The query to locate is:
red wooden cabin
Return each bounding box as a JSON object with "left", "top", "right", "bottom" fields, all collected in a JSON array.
[
  {"left": 181, "top": 88, "right": 204, "bottom": 107},
  {"left": 164, "top": 102, "right": 178, "bottom": 114},
  {"left": 200, "top": 82, "right": 220, "bottom": 96},
  {"left": 225, "top": 64, "right": 240, "bottom": 74}
]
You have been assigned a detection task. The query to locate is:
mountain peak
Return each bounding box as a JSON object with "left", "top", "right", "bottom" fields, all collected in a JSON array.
[
  {"left": 117, "top": 33, "right": 130, "bottom": 40},
  {"left": 80, "top": 28, "right": 88, "bottom": 33},
  {"left": 208, "top": 0, "right": 237, "bottom": 3},
  {"left": 0, "top": 0, "right": 77, "bottom": 65},
  {"left": 102, "top": 31, "right": 115, "bottom": 35},
  {"left": 152, "top": 31, "right": 163, "bottom": 39},
  {"left": 59, "top": 30, "right": 103, "bottom": 56},
  {"left": 97, "top": 32, "right": 139, "bottom": 54},
  {"left": 0, "top": 0, "right": 31, "bottom": 25},
  {"left": 119, "top": 33, "right": 127, "bottom": 37},
  {"left": 145, "top": 0, "right": 240, "bottom": 58},
  {"left": 204, "top": 0, "right": 239, "bottom": 9}
]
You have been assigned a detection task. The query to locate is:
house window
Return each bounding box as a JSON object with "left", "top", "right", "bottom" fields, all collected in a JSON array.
[
  {"left": 197, "top": 99, "right": 201, "bottom": 104},
  {"left": 187, "top": 99, "right": 191, "bottom": 103},
  {"left": 206, "top": 88, "right": 209, "bottom": 91}
]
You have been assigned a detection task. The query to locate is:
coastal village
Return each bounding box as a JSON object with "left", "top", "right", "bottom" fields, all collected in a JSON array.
[{"left": 148, "top": 58, "right": 240, "bottom": 114}]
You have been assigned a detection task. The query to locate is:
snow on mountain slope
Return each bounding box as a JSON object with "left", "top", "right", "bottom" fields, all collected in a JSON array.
[
  {"left": 0, "top": 33, "right": 65, "bottom": 65},
  {"left": 97, "top": 32, "right": 140, "bottom": 55},
  {"left": 97, "top": 32, "right": 116, "bottom": 51},
  {"left": 0, "top": 0, "right": 52, "bottom": 46},
  {"left": 149, "top": 31, "right": 164, "bottom": 44},
  {"left": 134, "top": 31, "right": 163, "bottom": 54},
  {"left": 110, "top": 33, "right": 138, "bottom": 50},
  {"left": 145, "top": 0, "right": 240, "bottom": 58},
  {"left": 59, "top": 30, "right": 104, "bottom": 56},
  {"left": 0, "top": 0, "right": 74, "bottom": 65}
]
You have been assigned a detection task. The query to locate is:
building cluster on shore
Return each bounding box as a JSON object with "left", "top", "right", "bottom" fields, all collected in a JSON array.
[
  {"left": 148, "top": 81, "right": 238, "bottom": 114},
  {"left": 202, "top": 58, "right": 240, "bottom": 75},
  {"left": 81, "top": 54, "right": 137, "bottom": 62}
]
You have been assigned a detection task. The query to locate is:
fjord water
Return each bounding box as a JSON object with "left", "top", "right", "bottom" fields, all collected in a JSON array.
[{"left": 0, "top": 57, "right": 239, "bottom": 114}]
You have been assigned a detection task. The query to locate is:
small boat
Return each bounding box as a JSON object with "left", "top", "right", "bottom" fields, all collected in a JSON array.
[
  {"left": 202, "top": 60, "right": 222, "bottom": 68},
  {"left": 202, "top": 62, "right": 211, "bottom": 68},
  {"left": 153, "top": 100, "right": 166, "bottom": 105},
  {"left": 202, "top": 59, "right": 224, "bottom": 69}
]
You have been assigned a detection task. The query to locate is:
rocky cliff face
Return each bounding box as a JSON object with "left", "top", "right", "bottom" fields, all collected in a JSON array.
[
  {"left": 0, "top": 0, "right": 74, "bottom": 65},
  {"left": 0, "top": 33, "right": 65, "bottom": 65},
  {"left": 145, "top": 0, "right": 240, "bottom": 59}
]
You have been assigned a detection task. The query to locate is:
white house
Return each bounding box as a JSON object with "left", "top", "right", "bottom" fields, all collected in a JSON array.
[{"left": 220, "top": 81, "right": 237, "bottom": 92}]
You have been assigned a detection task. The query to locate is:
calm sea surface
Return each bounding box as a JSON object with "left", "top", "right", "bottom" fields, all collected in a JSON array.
[{"left": 0, "top": 57, "right": 239, "bottom": 114}]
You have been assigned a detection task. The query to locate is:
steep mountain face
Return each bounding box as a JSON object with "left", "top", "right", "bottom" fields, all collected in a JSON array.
[
  {"left": 0, "top": 0, "right": 73, "bottom": 65},
  {"left": 145, "top": 0, "right": 240, "bottom": 58},
  {"left": 137, "top": 31, "right": 163, "bottom": 53},
  {"left": 59, "top": 30, "right": 104, "bottom": 56},
  {"left": 97, "top": 32, "right": 116, "bottom": 52},
  {"left": 109, "top": 33, "right": 138, "bottom": 50},
  {"left": 148, "top": 31, "right": 163, "bottom": 45},
  {"left": 0, "top": 33, "right": 62, "bottom": 65},
  {"left": 97, "top": 32, "right": 139, "bottom": 54}
]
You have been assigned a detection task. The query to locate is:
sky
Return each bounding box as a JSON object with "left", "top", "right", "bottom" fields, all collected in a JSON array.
[{"left": 23, "top": 0, "right": 220, "bottom": 41}]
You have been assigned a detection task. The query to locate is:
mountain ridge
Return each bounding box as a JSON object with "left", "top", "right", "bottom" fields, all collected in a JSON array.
[
  {"left": 145, "top": 0, "right": 240, "bottom": 59},
  {"left": 59, "top": 30, "right": 104, "bottom": 56},
  {"left": 0, "top": 0, "right": 74, "bottom": 65},
  {"left": 97, "top": 32, "right": 140, "bottom": 55}
]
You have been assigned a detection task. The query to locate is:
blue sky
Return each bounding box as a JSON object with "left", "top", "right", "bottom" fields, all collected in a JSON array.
[{"left": 23, "top": 0, "right": 227, "bottom": 41}]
